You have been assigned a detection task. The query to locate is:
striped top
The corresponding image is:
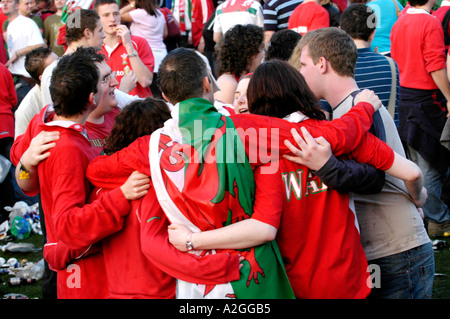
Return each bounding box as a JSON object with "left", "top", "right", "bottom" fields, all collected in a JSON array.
[
  {"left": 355, "top": 48, "right": 399, "bottom": 126},
  {"left": 263, "top": 0, "right": 303, "bottom": 31}
]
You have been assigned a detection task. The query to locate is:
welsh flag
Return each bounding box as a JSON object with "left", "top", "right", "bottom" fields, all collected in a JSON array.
[
  {"left": 150, "top": 98, "right": 294, "bottom": 299},
  {"left": 60, "top": 0, "right": 95, "bottom": 23},
  {"left": 60, "top": 0, "right": 120, "bottom": 23}
]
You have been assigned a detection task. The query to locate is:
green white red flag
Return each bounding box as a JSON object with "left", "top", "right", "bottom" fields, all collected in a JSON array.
[{"left": 150, "top": 98, "right": 294, "bottom": 299}]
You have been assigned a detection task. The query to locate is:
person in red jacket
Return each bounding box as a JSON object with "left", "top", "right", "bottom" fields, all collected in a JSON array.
[
  {"left": 10, "top": 47, "right": 150, "bottom": 299},
  {"left": 391, "top": 0, "right": 450, "bottom": 237},
  {"left": 0, "top": 63, "right": 17, "bottom": 222}
]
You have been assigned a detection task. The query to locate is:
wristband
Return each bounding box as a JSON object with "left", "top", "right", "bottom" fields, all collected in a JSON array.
[
  {"left": 185, "top": 232, "right": 194, "bottom": 251},
  {"left": 128, "top": 49, "right": 138, "bottom": 58}
]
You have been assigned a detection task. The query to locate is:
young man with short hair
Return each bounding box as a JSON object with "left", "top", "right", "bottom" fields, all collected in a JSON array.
[
  {"left": 94, "top": 0, "right": 154, "bottom": 98},
  {"left": 296, "top": 27, "right": 433, "bottom": 299},
  {"left": 10, "top": 47, "right": 149, "bottom": 298}
]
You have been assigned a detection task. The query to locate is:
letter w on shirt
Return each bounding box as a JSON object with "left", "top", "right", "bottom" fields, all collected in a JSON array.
[{"left": 281, "top": 169, "right": 304, "bottom": 201}]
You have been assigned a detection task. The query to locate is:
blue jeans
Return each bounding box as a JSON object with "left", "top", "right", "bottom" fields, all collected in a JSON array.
[
  {"left": 408, "top": 146, "right": 450, "bottom": 224},
  {"left": 368, "top": 242, "right": 435, "bottom": 299}
]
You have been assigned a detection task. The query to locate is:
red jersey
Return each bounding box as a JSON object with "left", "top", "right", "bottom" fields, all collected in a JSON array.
[
  {"left": 252, "top": 157, "right": 372, "bottom": 298},
  {"left": 10, "top": 105, "right": 132, "bottom": 299},
  {"left": 288, "top": 2, "right": 330, "bottom": 35},
  {"left": 101, "top": 35, "right": 155, "bottom": 98},
  {"left": 191, "top": 0, "right": 214, "bottom": 47},
  {"left": 86, "top": 101, "right": 394, "bottom": 187},
  {"left": 86, "top": 107, "right": 120, "bottom": 156},
  {"left": 391, "top": 8, "right": 447, "bottom": 90},
  {"left": 0, "top": 63, "right": 17, "bottom": 140},
  {"left": 87, "top": 185, "right": 240, "bottom": 298}
]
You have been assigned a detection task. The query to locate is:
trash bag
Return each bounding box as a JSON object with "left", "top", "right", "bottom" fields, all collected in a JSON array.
[
  {"left": 0, "top": 154, "right": 11, "bottom": 184},
  {"left": 10, "top": 216, "right": 31, "bottom": 240}
]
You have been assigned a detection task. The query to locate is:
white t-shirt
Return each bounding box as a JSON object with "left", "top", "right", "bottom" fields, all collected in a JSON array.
[
  {"left": 41, "top": 59, "right": 59, "bottom": 107},
  {"left": 14, "top": 84, "right": 43, "bottom": 137},
  {"left": 129, "top": 8, "right": 167, "bottom": 51},
  {"left": 213, "top": 0, "right": 264, "bottom": 35},
  {"left": 6, "top": 15, "right": 44, "bottom": 77}
]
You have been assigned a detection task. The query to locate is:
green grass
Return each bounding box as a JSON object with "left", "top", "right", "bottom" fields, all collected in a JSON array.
[
  {"left": 1, "top": 233, "right": 449, "bottom": 299},
  {"left": 431, "top": 236, "right": 450, "bottom": 299},
  {"left": 0, "top": 233, "right": 44, "bottom": 299}
]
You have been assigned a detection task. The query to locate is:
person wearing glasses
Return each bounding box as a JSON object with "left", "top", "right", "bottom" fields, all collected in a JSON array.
[{"left": 10, "top": 47, "right": 150, "bottom": 299}]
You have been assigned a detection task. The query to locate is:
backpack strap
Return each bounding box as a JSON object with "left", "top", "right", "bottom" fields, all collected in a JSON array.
[{"left": 385, "top": 56, "right": 397, "bottom": 121}]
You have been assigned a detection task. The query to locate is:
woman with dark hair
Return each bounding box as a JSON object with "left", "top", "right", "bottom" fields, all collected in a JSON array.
[
  {"left": 214, "top": 24, "right": 265, "bottom": 104},
  {"left": 247, "top": 60, "right": 324, "bottom": 120},
  {"left": 167, "top": 59, "right": 425, "bottom": 299}
]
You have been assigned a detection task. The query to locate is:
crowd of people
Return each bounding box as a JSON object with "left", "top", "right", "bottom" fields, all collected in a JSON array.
[{"left": 0, "top": 0, "right": 449, "bottom": 300}]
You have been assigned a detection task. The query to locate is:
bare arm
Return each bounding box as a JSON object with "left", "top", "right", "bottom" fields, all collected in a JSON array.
[
  {"left": 119, "top": 1, "right": 135, "bottom": 23},
  {"left": 5, "top": 43, "right": 44, "bottom": 68},
  {"left": 116, "top": 25, "right": 153, "bottom": 88},
  {"left": 384, "top": 151, "right": 427, "bottom": 207},
  {"left": 168, "top": 219, "right": 277, "bottom": 252},
  {"left": 264, "top": 30, "right": 274, "bottom": 49}
]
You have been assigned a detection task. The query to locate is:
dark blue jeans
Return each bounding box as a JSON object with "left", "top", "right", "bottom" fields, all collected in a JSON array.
[{"left": 368, "top": 242, "right": 435, "bottom": 299}]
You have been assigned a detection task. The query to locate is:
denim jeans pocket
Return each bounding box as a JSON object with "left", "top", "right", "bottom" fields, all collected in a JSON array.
[{"left": 419, "top": 260, "right": 435, "bottom": 299}]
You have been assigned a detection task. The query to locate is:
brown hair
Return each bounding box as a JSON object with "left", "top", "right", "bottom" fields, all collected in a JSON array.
[
  {"left": 215, "top": 24, "right": 264, "bottom": 78},
  {"left": 103, "top": 97, "right": 171, "bottom": 155},
  {"left": 289, "top": 27, "right": 357, "bottom": 78},
  {"left": 65, "top": 9, "right": 100, "bottom": 45},
  {"left": 135, "top": 0, "right": 160, "bottom": 16}
]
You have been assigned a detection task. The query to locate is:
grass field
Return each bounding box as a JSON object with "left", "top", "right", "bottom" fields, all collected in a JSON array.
[{"left": 1, "top": 231, "right": 449, "bottom": 299}]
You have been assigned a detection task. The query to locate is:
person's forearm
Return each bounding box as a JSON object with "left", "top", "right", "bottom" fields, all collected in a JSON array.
[
  {"left": 264, "top": 30, "right": 274, "bottom": 48},
  {"left": 431, "top": 68, "right": 450, "bottom": 109},
  {"left": 17, "top": 44, "right": 45, "bottom": 60},
  {"left": 15, "top": 158, "right": 39, "bottom": 194},
  {"left": 191, "top": 219, "right": 277, "bottom": 250},
  {"left": 213, "top": 31, "right": 222, "bottom": 44},
  {"left": 120, "top": 2, "right": 135, "bottom": 15},
  {"left": 384, "top": 151, "right": 425, "bottom": 205},
  {"left": 125, "top": 46, "right": 153, "bottom": 87}
]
